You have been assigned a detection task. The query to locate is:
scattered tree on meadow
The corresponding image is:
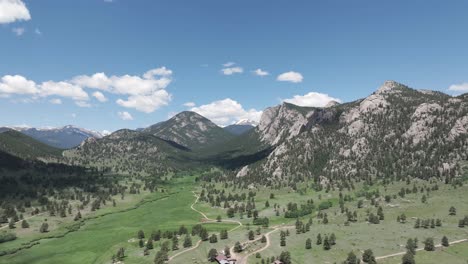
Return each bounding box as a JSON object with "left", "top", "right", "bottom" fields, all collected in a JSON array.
[
  {"left": 183, "top": 235, "right": 192, "bottom": 248},
  {"left": 362, "top": 249, "right": 376, "bottom": 264},
  {"left": 305, "top": 238, "right": 312, "bottom": 249},
  {"left": 234, "top": 241, "right": 243, "bottom": 253},
  {"left": 441, "top": 236, "right": 449, "bottom": 247},
  {"left": 207, "top": 248, "right": 218, "bottom": 261},
  {"left": 423, "top": 237, "right": 435, "bottom": 251}
]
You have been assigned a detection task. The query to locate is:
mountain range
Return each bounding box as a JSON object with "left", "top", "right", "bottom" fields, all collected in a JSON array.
[
  {"left": 1, "top": 81, "right": 467, "bottom": 183},
  {"left": 0, "top": 125, "right": 104, "bottom": 149}
]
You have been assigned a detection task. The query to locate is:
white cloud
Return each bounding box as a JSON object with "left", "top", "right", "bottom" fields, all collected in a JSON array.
[
  {"left": 116, "top": 89, "right": 171, "bottom": 113},
  {"left": 72, "top": 72, "right": 112, "bottom": 91},
  {"left": 253, "top": 68, "right": 269, "bottom": 76},
  {"left": 277, "top": 71, "right": 303, "bottom": 83},
  {"left": 221, "top": 67, "right": 243, "bottom": 75},
  {"left": 71, "top": 67, "right": 173, "bottom": 112},
  {"left": 92, "top": 91, "right": 107, "bottom": 102},
  {"left": 75, "top": 101, "right": 91, "bottom": 108},
  {"left": 223, "top": 62, "right": 235, "bottom": 67},
  {"left": 283, "top": 92, "right": 341, "bottom": 107},
  {"left": 0, "top": 0, "right": 31, "bottom": 24},
  {"left": 40, "top": 81, "right": 89, "bottom": 101},
  {"left": 34, "top": 28, "right": 41, "bottom": 35},
  {"left": 12, "top": 27, "right": 25, "bottom": 36},
  {"left": 71, "top": 113, "right": 77, "bottom": 118},
  {"left": 49, "top": 98, "right": 62, "bottom": 105},
  {"left": 183, "top": 102, "right": 196, "bottom": 107},
  {"left": 190, "top": 98, "right": 262, "bottom": 126},
  {"left": 118, "top": 111, "right": 133, "bottom": 121},
  {"left": 143, "top": 67, "right": 172, "bottom": 79},
  {"left": 0, "top": 67, "right": 173, "bottom": 113},
  {"left": 0, "top": 75, "right": 38, "bottom": 94},
  {"left": 448, "top": 82, "right": 468, "bottom": 92}
]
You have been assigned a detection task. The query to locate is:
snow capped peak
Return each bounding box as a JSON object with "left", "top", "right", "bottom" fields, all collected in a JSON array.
[{"left": 235, "top": 119, "right": 258, "bottom": 126}]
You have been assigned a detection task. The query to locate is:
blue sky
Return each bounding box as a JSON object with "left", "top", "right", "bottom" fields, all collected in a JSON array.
[{"left": 1, "top": 0, "right": 468, "bottom": 132}]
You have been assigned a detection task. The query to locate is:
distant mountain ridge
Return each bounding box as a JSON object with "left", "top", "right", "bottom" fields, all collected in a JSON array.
[
  {"left": 1, "top": 125, "right": 104, "bottom": 149},
  {"left": 223, "top": 119, "right": 258, "bottom": 135},
  {"left": 143, "top": 111, "right": 234, "bottom": 149}
]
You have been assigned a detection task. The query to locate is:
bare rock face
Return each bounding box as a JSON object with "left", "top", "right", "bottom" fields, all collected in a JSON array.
[
  {"left": 449, "top": 115, "right": 468, "bottom": 141},
  {"left": 325, "top": 100, "right": 340, "bottom": 108},
  {"left": 403, "top": 103, "right": 442, "bottom": 145},
  {"left": 256, "top": 103, "right": 311, "bottom": 145},
  {"left": 236, "top": 165, "right": 249, "bottom": 178}
]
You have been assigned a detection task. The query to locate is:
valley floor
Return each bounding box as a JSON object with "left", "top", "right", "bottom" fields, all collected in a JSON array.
[{"left": 1, "top": 174, "right": 467, "bottom": 264}]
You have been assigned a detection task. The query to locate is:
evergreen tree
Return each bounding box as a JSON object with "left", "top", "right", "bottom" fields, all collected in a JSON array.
[
  {"left": 39, "top": 222, "right": 49, "bottom": 233},
  {"left": 406, "top": 238, "right": 416, "bottom": 255},
  {"left": 344, "top": 251, "right": 358, "bottom": 264},
  {"left": 323, "top": 236, "right": 331, "bottom": 250},
  {"left": 402, "top": 252, "right": 415, "bottom": 264},
  {"left": 449, "top": 206, "right": 456, "bottom": 216},
  {"left": 207, "top": 248, "right": 218, "bottom": 261},
  {"left": 137, "top": 230, "right": 145, "bottom": 239},
  {"left": 234, "top": 241, "right": 243, "bottom": 253},
  {"left": 183, "top": 235, "right": 192, "bottom": 248},
  {"left": 146, "top": 239, "right": 154, "bottom": 250},
  {"left": 441, "top": 236, "right": 449, "bottom": 247},
  {"left": 279, "top": 251, "right": 291, "bottom": 264},
  {"left": 172, "top": 236, "right": 179, "bottom": 250},
  {"left": 21, "top": 219, "right": 29, "bottom": 228},
  {"left": 261, "top": 235, "right": 267, "bottom": 243},
  {"left": 305, "top": 238, "right": 312, "bottom": 249},
  {"left": 423, "top": 237, "right": 435, "bottom": 251},
  {"left": 316, "top": 233, "right": 322, "bottom": 245},
  {"left": 362, "top": 249, "right": 376, "bottom": 264},
  {"left": 248, "top": 230, "right": 255, "bottom": 240},
  {"left": 139, "top": 239, "right": 144, "bottom": 248},
  {"left": 210, "top": 234, "right": 218, "bottom": 243}
]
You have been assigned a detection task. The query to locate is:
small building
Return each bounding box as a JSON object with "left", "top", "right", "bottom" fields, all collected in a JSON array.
[{"left": 215, "top": 254, "right": 236, "bottom": 264}]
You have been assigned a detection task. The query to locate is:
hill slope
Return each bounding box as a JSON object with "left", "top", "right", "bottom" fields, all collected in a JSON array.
[
  {"left": 143, "top": 111, "right": 234, "bottom": 149},
  {"left": 64, "top": 129, "right": 197, "bottom": 174},
  {"left": 0, "top": 130, "right": 63, "bottom": 160}
]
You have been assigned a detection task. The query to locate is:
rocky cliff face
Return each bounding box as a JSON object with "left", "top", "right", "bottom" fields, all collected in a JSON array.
[{"left": 236, "top": 81, "right": 468, "bottom": 185}]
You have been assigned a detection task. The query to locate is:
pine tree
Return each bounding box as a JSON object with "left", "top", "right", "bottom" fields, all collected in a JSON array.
[
  {"left": 183, "top": 235, "right": 192, "bottom": 248},
  {"left": 8, "top": 219, "right": 15, "bottom": 229},
  {"left": 172, "top": 236, "right": 179, "bottom": 250},
  {"left": 316, "top": 233, "right": 322, "bottom": 245},
  {"left": 305, "top": 238, "right": 312, "bottom": 249},
  {"left": 406, "top": 238, "right": 416, "bottom": 255},
  {"left": 323, "top": 236, "right": 331, "bottom": 250},
  {"left": 207, "top": 248, "right": 218, "bottom": 261},
  {"left": 248, "top": 230, "right": 255, "bottom": 240},
  {"left": 139, "top": 239, "right": 144, "bottom": 248},
  {"left": 39, "top": 222, "right": 49, "bottom": 233},
  {"left": 442, "top": 236, "right": 449, "bottom": 247},
  {"left": 210, "top": 234, "right": 218, "bottom": 243},
  {"left": 21, "top": 219, "right": 29, "bottom": 228},
  {"left": 345, "top": 251, "right": 358, "bottom": 264},
  {"left": 146, "top": 239, "right": 154, "bottom": 250},
  {"left": 234, "top": 241, "right": 242, "bottom": 253},
  {"left": 261, "top": 235, "right": 267, "bottom": 243},
  {"left": 449, "top": 206, "right": 456, "bottom": 216},
  {"left": 423, "top": 237, "right": 435, "bottom": 251},
  {"left": 402, "top": 252, "right": 415, "bottom": 264},
  {"left": 137, "top": 230, "right": 145, "bottom": 239},
  {"left": 362, "top": 249, "right": 376, "bottom": 264}
]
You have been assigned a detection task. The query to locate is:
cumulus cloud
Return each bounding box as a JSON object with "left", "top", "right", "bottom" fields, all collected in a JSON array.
[
  {"left": 277, "top": 71, "right": 303, "bottom": 83},
  {"left": 116, "top": 89, "right": 171, "bottom": 113},
  {"left": 49, "top": 98, "right": 62, "bottom": 105},
  {"left": 40, "top": 81, "right": 89, "bottom": 101},
  {"left": 183, "top": 102, "right": 196, "bottom": 107},
  {"left": 0, "top": 0, "right": 31, "bottom": 24},
  {"left": 0, "top": 67, "right": 173, "bottom": 112},
  {"left": 190, "top": 98, "right": 262, "bottom": 126},
  {"left": 12, "top": 27, "right": 25, "bottom": 36},
  {"left": 253, "top": 68, "right": 269, "bottom": 76},
  {"left": 0, "top": 75, "right": 38, "bottom": 94},
  {"left": 92, "top": 91, "right": 107, "bottom": 102},
  {"left": 118, "top": 111, "right": 133, "bottom": 121},
  {"left": 221, "top": 67, "right": 243, "bottom": 75},
  {"left": 448, "top": 82, "right": 468, "bottom": 92},
  {"left": 283, "top": 92, "right": 341, "bottom": 107}
]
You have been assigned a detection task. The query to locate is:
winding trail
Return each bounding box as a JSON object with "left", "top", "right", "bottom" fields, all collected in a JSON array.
[
  {"left": 375, "top": 238, "right": 468, "bottom": 260},
  {"left": 233, "top": 224, "right": 295, "bottom": 264},
  {"left": 168, "top": 191, "right": 243, "bottom": 262}
]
